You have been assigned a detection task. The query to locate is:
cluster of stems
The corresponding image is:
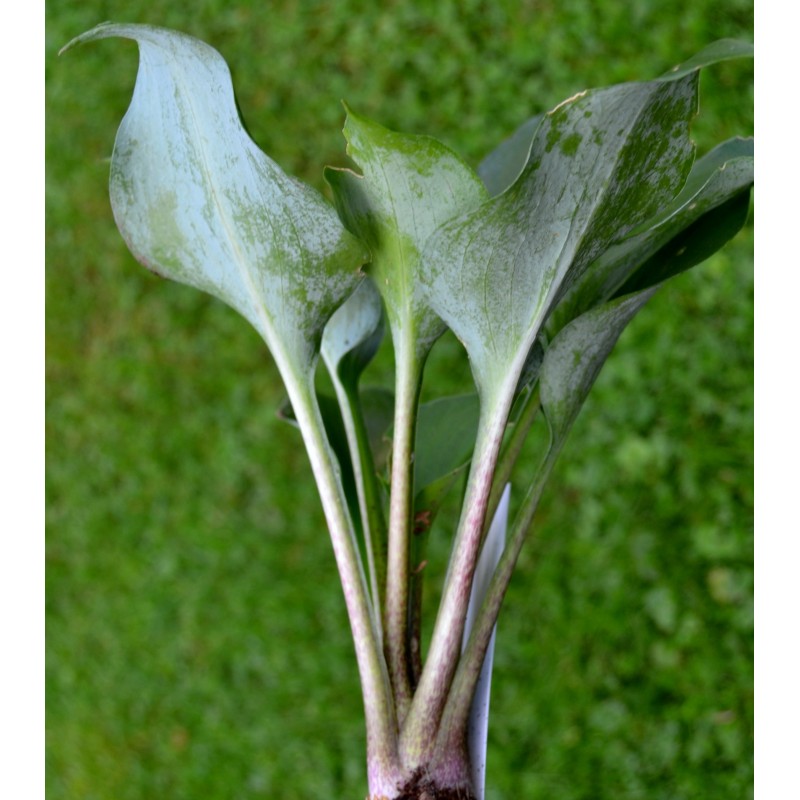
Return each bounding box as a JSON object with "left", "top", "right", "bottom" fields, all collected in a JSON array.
[{"left": 283, "top": 320, "right": 554, "bottom": 796}]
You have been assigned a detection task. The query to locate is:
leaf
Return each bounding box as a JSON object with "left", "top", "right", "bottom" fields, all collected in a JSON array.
[
  {"left": 320, "top": 276, "right": 385, "bottom": 480},
  {"left": 658, "top": 39, "right": 753, "bottom": 80},
  {"left": 409, "top": 393, "right": 480, "bottom": 530},
  {"left": 414, "top": 394, "right": 481, "bottom": 495},
  {"left": 421, "top": 73, "right": 698, "bottom": 406},
  {"left": 549, "top": 137, "right": 754, "bottom": 331},
  {"left": 652, "top": 136, "right": 752, "bottom": 209},
  {"left": 321, "top": 276, "right": 385, "bottom": 385},
  {"left": 325, "top": 107, "right": 488, "bottom": 357},
  {"left": 62, "top": 23, "right": 368, "bottom": 376},
  {"left": 614, "top": 139, "right": 753, "bottom": 295},
  {"left": 477, "top": 114, "right": 544, "bottom": 197},
  {"left": 478, "top": 40, "right": 753, "bottom": 201},
  {"left": 540, "top": 289, "right": 658, "bottom": 450},
  {"left": 360, "top": 387, "right": 396, "bottom": 475}
]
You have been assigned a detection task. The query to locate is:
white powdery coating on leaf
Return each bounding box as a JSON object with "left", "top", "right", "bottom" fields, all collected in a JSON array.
[{"left": 105, "top": 25, "right": 364, "bottom": 370}]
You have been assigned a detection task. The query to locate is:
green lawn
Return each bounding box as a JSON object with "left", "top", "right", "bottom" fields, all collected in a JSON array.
[{"left": 47, "top": 2, "right": 753, "bottom": 798}]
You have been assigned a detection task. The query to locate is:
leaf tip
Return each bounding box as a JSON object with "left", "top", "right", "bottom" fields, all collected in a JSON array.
[
  {"left": 341, "top": 104, "right": 385, "bottom": 155},
  {"left": 59, "top": 21, "right": 125, "bottom": 55},
  {"left": 342, "top": 104, "right": 380, "bottom": 167}
]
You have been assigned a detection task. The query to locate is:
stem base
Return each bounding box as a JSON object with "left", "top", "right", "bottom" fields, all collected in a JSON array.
[{"left": 370, "top": 768, "right": 476, "bottom": 800}]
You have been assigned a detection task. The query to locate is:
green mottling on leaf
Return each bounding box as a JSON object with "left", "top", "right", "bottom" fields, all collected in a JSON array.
[
  {"left": 561, "top": 132, "right": 582, "bottom": 156},
  {"left": 545, "top": 119, "right": 562, "bottom": 153},
  {"left": 344, "top": 107, "right": 438, "bottom": 179},
  {"left": 147, "top": 191, "right": 190, "bottom": 276},
  {"left": 329, "top": 107, "right": 488, "bottom": 355}
]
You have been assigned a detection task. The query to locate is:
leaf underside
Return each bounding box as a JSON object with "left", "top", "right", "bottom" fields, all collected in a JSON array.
[
  {"left": 325, "top": 108, "right": 489, "bottom": 357},
  {"left": 421, "top": 74, "right": 699, "bottom": 404},
  {"left": 64, "top": 23, "right": 367, "bottom": 376}
]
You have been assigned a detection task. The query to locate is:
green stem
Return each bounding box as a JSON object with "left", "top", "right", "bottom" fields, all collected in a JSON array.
[
  {"left": 338, "top": 376, "right": 388, "bottom": 635},
  {"left": 384, "top": 339, "right": 424, "bottom": 720},
  {"left": 285, "top": 369, "right": 398, "bottom": 772}
]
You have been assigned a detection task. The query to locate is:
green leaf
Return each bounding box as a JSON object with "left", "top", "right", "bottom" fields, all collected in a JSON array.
[
  {"left": 360, "top": 387, "right": 396, "bottom": 475},
  {"left": 658, "top": 39, "right": 754, "bottom": 80},
  {"left": 614, "top": 139, "right": 753, "bottom": 296},
  {"left": 421, "top": 74, "right": 698, "bottom": 406},
  {"left": 477, "top": 114, "right": 544, "bottom": 197},
  {"left": 408, "top": 394, "right": 480, "bottom": 566},
  {"left": 325, "top": 107, "right": 488, "bottom": 357},
  {"left": 325, "top": 113, "right": 491, "bottom": 686},
  {"left": 63, "top": 27, "right": 400, "bottom": 746},
  {"left": 321, "top": 276, "right": 385, "bottom": 386},
  {"left": 62, "top": 23, "right": 368, "bottom": 376},
  {"left": 549, "top": 137, "right": 754, "bottom": 332},
  {"left": 540, "top": 289, "right": 658, "bottom": 450},
  {"left": 360, "top": 392, "right": 480, "bottom": 527},
  {"left": 477, "top": 40, "right": 753, "bottom": 202},
  {"left": 653, "top": 137, "right": 752, "bottom": 209},
  {"left": 414, "top": 393, "right": 480, "bottom": 498}
]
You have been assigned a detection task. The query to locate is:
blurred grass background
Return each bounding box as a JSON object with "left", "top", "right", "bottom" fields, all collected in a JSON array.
[{"left": 46, "top": 1, "right": 753, "bottom": 798}]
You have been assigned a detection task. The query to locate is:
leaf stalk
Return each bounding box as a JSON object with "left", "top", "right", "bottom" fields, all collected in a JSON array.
[
  {"left": 285, "top": 371, "right": 399, "bottom": 770},
  {"left": 384, "top": 339, "right": 425, "bottom": 721},
  {"left": 434, "top": 448, "right": 556, "bottom": 757},
  {"left": 399, "top": 385, "right": 511, "bottom": 766}
]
